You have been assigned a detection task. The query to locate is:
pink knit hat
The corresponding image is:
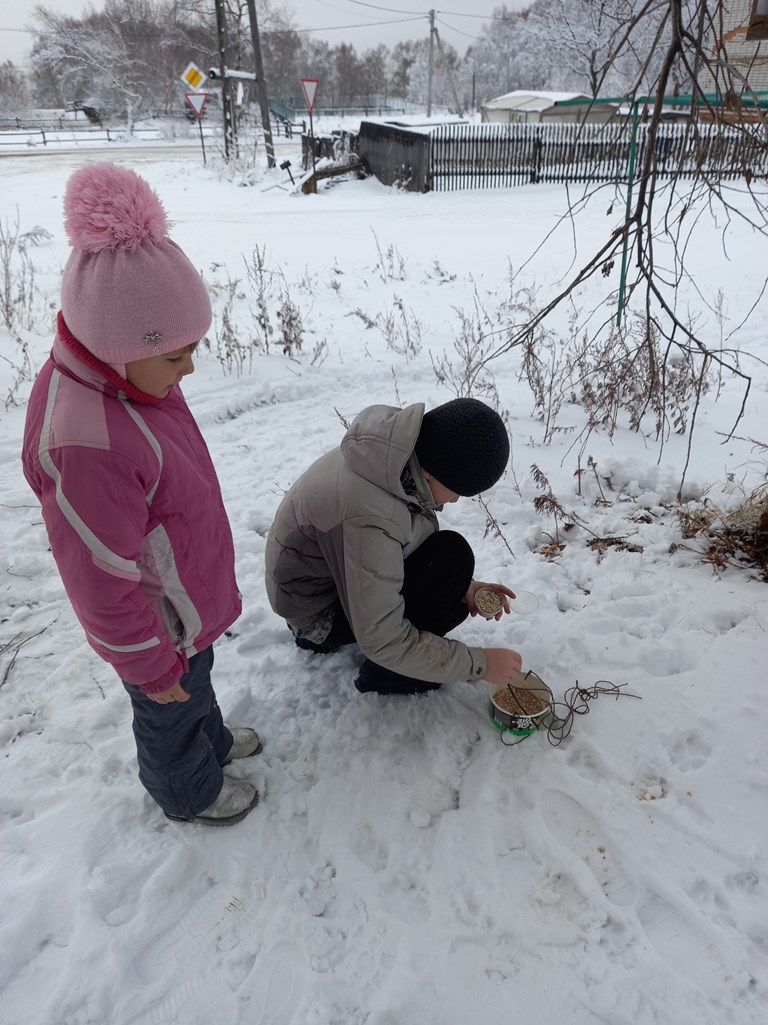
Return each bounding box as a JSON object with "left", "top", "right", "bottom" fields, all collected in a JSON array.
[{"left": 60, "top": 163, "right": 211, "bottom": 364}]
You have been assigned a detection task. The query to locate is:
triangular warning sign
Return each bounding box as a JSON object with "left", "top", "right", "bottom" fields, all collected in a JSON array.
[
  {"left": 185, "top": 92, "right": 208, "bottom": 117},
  {"left": 301, "top": 78, "right": 319, "bottom": 112}
]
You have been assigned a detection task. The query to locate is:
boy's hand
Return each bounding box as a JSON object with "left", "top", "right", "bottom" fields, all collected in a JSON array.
[
  {"left": 465, "top": 580, "right": 516, "bottom": 620},
  {"left": 147, "top": 680, "right": 191, "bottom": 704},
  {"left": 483, "top": 648, "right": 523, "bottom": 684}
]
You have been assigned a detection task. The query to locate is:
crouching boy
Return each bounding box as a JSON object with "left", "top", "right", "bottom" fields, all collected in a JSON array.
[{"left": 265, "top": 398, "right": 523, "bottom": 695}]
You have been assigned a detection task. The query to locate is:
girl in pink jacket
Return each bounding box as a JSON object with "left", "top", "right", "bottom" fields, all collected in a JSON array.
[{"left": 22, "top": 164, "right": 260, "bottom": 826}]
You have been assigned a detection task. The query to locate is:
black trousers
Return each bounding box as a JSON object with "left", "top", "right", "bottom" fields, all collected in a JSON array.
[
  {"left": 123, "top": 646, "right": 233, "bottom": 818},
  {"left": 300, "top": 530, "right": 475, "bottom": 694}
]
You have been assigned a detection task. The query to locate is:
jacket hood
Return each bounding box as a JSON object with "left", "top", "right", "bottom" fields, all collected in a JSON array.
[{"left": 340, "top": 403, "right": 425, "bottom": 497}]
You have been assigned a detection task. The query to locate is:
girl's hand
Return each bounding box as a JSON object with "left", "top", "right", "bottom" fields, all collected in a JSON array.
[
  {"left": 147, "top": 680, "right": 190, "bottom": 704},
  {"left": 465, "top": 580, "right": 516, "bottom": 620}
]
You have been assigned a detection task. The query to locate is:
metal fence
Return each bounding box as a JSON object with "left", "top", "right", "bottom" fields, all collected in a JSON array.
[
  {"left": 272, "top": 98, "right": 409, "bottom": 123},
  {"left": 0, "top": 125, "right": 167, "bottom": 148},
  {"left": 357, "top": 120, "right": 768, "bottom": 192}
]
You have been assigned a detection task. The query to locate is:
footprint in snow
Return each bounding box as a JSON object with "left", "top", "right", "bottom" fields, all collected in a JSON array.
[
  {"left": 669, "top": 732, "right": 712, "bottom": 772},
  {"left": 540, "top": 789, "right": 636, "bottom": 907},
  {"left": 133, "top": 884, "right": 265, "bottom": 983},
  {"left": 638, "top": 893, "right": 731, "bottom": 996},
  {"left": 243, "top": 941, "right": 308, "bottom": 1025},
  {"left": 141, "top": 977, "right": 237, "bottom": 1025}
]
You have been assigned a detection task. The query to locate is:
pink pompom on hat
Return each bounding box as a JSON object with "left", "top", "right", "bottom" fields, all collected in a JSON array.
[{"left": 60, "top": 163, "right": 211, "bottom": 365}]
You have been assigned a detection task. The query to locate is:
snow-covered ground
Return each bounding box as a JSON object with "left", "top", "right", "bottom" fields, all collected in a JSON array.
[{"left": 1, "top": 149, "right": 767, "bottom": 1025}]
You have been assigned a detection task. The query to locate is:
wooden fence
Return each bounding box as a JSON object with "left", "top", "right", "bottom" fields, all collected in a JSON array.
[
  {"left": 428, "top": 121, "right": 768, "bottom": 191},
  {"left": 357, "top": 120, "right": 768, "bottom": 192},
  {"left": 357, "top": 121, "right": 432, "bottom": 190}
]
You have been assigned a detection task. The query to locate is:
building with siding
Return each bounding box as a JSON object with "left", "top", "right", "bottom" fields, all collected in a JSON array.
[
  {"left": 699, "top": 1, "right": 768, "bottom": 105},
  {"left": 479, "top": 91, "right": 618, "bottom": 125}
]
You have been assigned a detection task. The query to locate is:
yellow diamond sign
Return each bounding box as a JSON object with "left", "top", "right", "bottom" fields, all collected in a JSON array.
[{"left": 180, "top": 62, "right": 206, "bottom": 91}]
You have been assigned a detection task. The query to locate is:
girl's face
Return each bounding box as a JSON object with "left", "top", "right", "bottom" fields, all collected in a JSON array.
[{"left": 125, "top": 342, "right": 198, "bottom": 398}]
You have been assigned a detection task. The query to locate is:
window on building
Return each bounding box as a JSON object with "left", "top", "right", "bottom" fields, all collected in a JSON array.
[{"left": 746, "top": 0, "right": 768, "bottom": 41}]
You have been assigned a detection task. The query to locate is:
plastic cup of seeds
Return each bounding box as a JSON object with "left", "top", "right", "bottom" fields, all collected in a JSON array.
[
  {"left": 488, "top": 670, "right": 553, "bottom": 737},
  {"left": 475, "top": 588, "right": 539, "bottom": 618},
  {"left": 474, "top": 588, "right": 504, "bottom": 618}
]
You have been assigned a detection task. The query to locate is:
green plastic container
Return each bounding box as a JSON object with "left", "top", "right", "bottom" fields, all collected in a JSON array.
[{"left": 488, "top": 672, "right": 552, "bottom": 738}]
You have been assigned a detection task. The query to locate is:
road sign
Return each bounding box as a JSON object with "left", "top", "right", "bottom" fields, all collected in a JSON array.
[
  {"left": 181, "top": 62, "right": 207, "bottom": 91},
  {"left": 301, "top": 78, "right": 319, "bottom": 112},
  {"left": 184, "top": 93, "right": 208, "bottom": 118}
]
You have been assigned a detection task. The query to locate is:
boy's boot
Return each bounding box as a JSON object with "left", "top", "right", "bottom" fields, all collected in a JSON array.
[{"left": 355, "top": 658, "right": 440, "bottom": 696}]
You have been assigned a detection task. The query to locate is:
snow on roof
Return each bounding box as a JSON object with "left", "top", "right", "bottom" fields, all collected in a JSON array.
[
  {"left": 481, "top": 90, "right": 613, "bottom": 112},
  {"left": 360, "top": 114, "right": 467, "bottom": 134}
]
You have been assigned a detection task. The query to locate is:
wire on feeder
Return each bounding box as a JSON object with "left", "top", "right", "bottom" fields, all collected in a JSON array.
[{"left": 499, "top": 679, "right": 641, "bottom": 747}]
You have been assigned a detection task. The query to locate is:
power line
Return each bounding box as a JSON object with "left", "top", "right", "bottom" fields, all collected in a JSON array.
[
  {"left": 436, "top": 9, "right": 514, "bottom": 20},
  {"left": 294, "top": 16, "right": 427, "bottom": 35},
  {"left": 344, "top": 1, "right": 426, "bottom": 13},
  {"left": 337, "top": 2, "right": 515, "bottom": 21},
  {"left": 436, "top": 16, "right": 481, "bottom": 42},
  {"left": 315, "top": 0, "right": 388, "bottom": 19}
]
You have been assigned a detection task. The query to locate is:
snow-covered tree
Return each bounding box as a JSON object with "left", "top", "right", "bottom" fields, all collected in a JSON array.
[
  {"left": 0, "top": 61, "right": 32, "bottom": 116},
  {"left": 260, "top": 3, "right": 303, "bottom": 100},
  {"left": 389, "top": 36, "right": 461, "bottom": 108},
  {"left": 29, "top": 0, "right": 213, "bottom": 128},
  {"left": 460, "top": 4, "right": 548, "bottom": 105},
  {"left": 463, "top": 0, "right": 676, "bottom": 105},
  {"left": 359, "top": 45, "right": 389, "bottom": 103}
]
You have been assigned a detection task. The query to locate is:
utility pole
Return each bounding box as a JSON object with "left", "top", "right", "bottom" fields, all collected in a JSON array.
[
  {"left": 214, "top": 0, "right": 237, "bottom": 161},
  {"left": 427, "top": 9, "right": 435, "bottom": 117},
  {"left": 245, "top": 0, "right": 275, "bottom": 169},
  {"left": 434, "top": 26, "right": 463, "bottom": 117}
]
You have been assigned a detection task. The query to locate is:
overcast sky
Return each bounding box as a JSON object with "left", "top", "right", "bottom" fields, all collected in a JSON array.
[{"left": 1, "top": 1, "right": 528, "bottom": 66}]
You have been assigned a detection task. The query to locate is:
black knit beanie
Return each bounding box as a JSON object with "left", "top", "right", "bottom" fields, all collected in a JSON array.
[{"left": 415, "top": 398, "right": 510, "bottom": 496}]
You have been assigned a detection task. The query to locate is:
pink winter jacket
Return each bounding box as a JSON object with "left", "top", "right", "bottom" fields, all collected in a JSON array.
[{"left": 21, "top": 316, "right": 241, "bottom": 694}]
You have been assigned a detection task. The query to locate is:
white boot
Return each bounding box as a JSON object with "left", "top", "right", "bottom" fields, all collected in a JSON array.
[
  {"left": 167, "top": 777, "right": 258, "bottom": 826},
  {"left": 223, "top": 727, "right": 263, "bottom": 764}
]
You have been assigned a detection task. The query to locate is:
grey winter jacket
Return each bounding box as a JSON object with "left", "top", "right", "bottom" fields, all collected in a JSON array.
[{"left": 265, "top": 403, "right": 487, "bottom": 684}]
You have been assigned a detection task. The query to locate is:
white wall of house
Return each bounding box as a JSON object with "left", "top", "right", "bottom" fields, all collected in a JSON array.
[{"left": 699, "top": 1, "right": 768, "bottom": 96}]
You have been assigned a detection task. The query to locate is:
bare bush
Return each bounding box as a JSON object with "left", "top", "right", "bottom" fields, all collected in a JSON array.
[
  {"left": 371, "top": 232, "right": 407, "bottom": 283},
  {"left": 676, "top": 465, "right": 768, "bottom": 579},
  {"left": 208, "top": 270, "right": 253, "bottom": 376},
  {"left": 205, "top": 246, "right": 313, "bottom": 371},
  {"left": 277, "top": 290, "right": 303, "bottom": 357},
  {"left": 244, "top": 245, "right": 275, "bottom": 354},
  {"left": 0, "top": 216, "right": 49, "bottom": 334},
  {"left": 431, "top": 287, "right": 510, "bottom": 410},
  {"left": 377, "top": 296, "right": 422, "bottom": 359},
  {"left": 531, "top": 464, "right": 571, "bottom": 547},
  {"left": 0, "top": 214, "right": 50, "bottom": 407},
  {"left": 349, "top": 308, "right": 376, "bottom": 330},
  {"left": 569, "top": 311, "right": 710, "bottom": 439}
]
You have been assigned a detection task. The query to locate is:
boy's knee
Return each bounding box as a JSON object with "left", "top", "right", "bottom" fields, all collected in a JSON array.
[{"left": 436, "top": 529, "right": 474, "bottom": 560}]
